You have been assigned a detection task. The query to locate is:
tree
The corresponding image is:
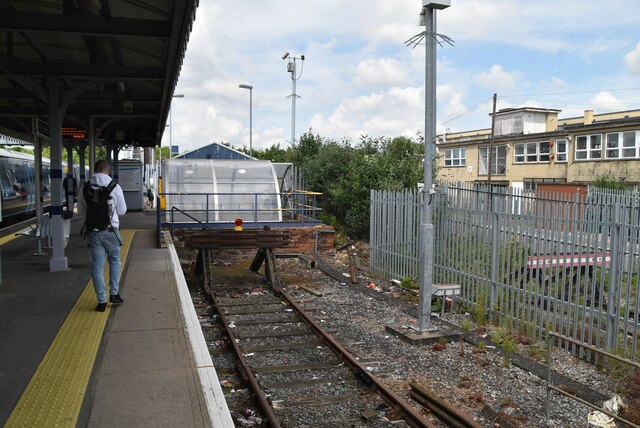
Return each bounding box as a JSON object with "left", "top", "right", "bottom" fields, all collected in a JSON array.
[
  {"left": 251, "top": 143, "right": 291, "bottom": 162},
  {"left": 291, "top": 132, "right": 424, "bottom": 239}
]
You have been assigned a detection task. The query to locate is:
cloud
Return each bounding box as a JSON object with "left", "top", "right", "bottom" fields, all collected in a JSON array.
[
  {"left": 588, "top": 91, "right": 628, "bottom": 112},
  {"left": 353, "top": 58, "right": 409, "bottom": 87},
  {"left": 437, "top": 85, "right": 466, "bottom": 119},
  {"left": 166, "top": 0, "right": 640, "bottom": 153},
  {"left": 474, "top": 65, "right": 521, "bottom": 91},
  {"left": 540, "top": 77, "right": 567, "bottom": 89},
  {"left": 310, "top": 86, "right": 424, "bottom": 141},
  {"left": 625, "top": 41, "right": 640, "bottom": 75}
]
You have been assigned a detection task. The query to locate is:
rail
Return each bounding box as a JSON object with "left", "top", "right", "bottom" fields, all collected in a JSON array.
[
  {"left": 546, "top": 332, "right": 640, "bottom": 427},
  {"left": 264, "top": 249, "right": 437, "bottom": 428}
]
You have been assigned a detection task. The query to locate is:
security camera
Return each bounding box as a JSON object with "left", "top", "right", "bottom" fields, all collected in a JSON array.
[{"left": 282, "top": 52, "right": 289, "bottom": 60}]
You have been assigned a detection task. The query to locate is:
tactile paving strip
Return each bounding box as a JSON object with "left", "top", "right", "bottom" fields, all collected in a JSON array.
[{"left": 5, "top": 230, "right": 135, "bottom": 427}]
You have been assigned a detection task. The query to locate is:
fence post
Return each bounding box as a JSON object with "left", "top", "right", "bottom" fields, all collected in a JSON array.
[
  {"left": 490, "top": 199, "right": 500, "bottom": 323},
  {"left": 605, "top": 203, "right": 621, "bottom": 352}
]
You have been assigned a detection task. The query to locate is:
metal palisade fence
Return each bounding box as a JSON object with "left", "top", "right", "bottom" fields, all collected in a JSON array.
[{"left": 370, "top": 183, "right": 640, "bottom": 361}]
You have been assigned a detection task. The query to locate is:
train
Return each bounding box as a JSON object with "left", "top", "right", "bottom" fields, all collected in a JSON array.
[
  {"left": 0, "top": 148, "right": 51, "bottom": 223},
  {"left": 0, "top": 148, "right": 87, "bottom": 224}
]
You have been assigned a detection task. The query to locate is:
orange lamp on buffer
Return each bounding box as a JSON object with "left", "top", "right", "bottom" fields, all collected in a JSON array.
[{"left": 234, "top": 218, "right": 243, "bottom": 231}]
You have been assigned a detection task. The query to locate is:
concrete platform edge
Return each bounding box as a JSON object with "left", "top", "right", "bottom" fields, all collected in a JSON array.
[{"left": 167, "top": 241, "right": 235, "bottom": 427}]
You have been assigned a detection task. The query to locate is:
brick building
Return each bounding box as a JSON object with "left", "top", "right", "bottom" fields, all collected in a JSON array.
[{"left": 437, "top": 107, "right": 640, "bottom": 191}]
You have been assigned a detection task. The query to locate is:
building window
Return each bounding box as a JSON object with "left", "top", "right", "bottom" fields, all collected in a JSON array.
[
  {"left": 444, "top": 148, "right": 466, "bottom": 167},
  {"left": 606, "top": 133, "right": 619, "bottom": 158},
  {"left": 479, "top": 145, "right": 507, "bottom": 176},
  {"left": 622, "top": 131, "right": 638, "bottom": 158},
  {"left": 513, "top": 141, "right": 550, "bottom": 163},
  {"left": 555, "top": 139, "right": 567, "bottom": 162},
  {"left": 575, "top": 134, "right": 602, "bottom": 160},
  {"left": 606, "top": 131, "right": 639, "bottom": 159},
  {"left": 523, "top": 177, "right": 567, "bottom": 192}
]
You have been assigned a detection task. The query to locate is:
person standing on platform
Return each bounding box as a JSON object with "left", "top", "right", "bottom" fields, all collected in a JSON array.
[
  {"left": 146, "top": 188, "right": 154, "bottom": 209},
  {"left": 78, "top": 160, "right": 128, "bottom": 312}
]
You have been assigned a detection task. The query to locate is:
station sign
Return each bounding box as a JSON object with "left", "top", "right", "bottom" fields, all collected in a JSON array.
[{"left": 62, "top": 127, "right": 87, "bottom": 140}]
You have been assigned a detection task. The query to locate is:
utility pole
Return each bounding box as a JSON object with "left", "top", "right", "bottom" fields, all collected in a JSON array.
[
  {"left": 416, "top": 0, "right": 451, "bottom": 332},
  {"left": 487, "top": 93, "right": 497, "bottom": 186}
]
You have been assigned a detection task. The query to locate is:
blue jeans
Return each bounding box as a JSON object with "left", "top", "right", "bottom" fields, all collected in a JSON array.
[{"left": 89, "top": 229, "right": 122, "bottom": 304}]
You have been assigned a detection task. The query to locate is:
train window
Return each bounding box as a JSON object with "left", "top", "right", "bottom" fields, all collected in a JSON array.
[{"left": 2, "top": 172, "right": 16, "bottom": 198}]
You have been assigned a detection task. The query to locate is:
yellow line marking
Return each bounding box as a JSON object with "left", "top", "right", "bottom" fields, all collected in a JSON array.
[
  {"left": 0, "top": 233, "right": 20, "bottom": 246},
  {"left": 5, "top": 230, "right": 135, "bottom": 428}
]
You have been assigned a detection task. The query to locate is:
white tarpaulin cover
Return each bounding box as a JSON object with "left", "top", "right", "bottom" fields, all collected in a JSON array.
[{"left": 164, "top": 159, "right": 282, "bottom": 223}]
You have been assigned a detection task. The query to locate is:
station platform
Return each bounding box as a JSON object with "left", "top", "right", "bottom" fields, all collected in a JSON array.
[{"left": 0, "top": 210, "right": 233, "bottom": 427}]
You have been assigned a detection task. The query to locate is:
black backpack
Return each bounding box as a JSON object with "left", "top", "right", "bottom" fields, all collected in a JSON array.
[{"left": 81, "top": 180, "right": 117, "bottom": 236}]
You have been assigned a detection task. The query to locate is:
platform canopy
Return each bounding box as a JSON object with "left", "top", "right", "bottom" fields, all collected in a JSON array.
[
  {"left": 164, "top": 159, "right": 283, "bottom": 223},
  {"left": 0, "top": 0, "right": 198, "bottom": 148}
]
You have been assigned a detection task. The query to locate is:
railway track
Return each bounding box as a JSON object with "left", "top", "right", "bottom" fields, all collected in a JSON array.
[
  {"left": 182, "top": 247, "right": 487, "bottom": 428},
  {"left": 180, "top": 250, "right": 478, "bottom": 428}
]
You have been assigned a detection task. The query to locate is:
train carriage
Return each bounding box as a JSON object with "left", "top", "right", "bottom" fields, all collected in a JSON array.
[{"left": 0, "top": 148, "right": 51, "bottom": 223}]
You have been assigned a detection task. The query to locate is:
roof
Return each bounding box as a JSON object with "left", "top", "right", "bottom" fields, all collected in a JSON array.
[
  {"left": 0, "top": 0, "right": 198, "bottom": 148},
  {"left": 174, "top": 142, "right": 253, "bottom": 160}
]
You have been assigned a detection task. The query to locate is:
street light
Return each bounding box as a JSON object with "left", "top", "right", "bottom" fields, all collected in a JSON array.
[
  {"left": 282, "top": 52, "right": 305, "bottom": 147},
  {"left": 238, "top": 84, "right": 253, "bottom": 158}
]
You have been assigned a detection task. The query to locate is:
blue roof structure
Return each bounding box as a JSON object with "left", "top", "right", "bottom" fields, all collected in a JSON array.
[{"left": 174, "top": 142, "right": 252, "bottom": 160}]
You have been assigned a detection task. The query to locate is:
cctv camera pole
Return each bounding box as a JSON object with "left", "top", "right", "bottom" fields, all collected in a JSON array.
[
  {"left": 291, "top": 60, "right": 296, "bottom": 148},
  {"left": 284, "top": 53, "right": 304, "bottom": 148}
]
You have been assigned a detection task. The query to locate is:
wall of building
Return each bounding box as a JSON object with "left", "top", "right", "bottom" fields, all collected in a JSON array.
[
  {"left": 438, "top": 108, "right": 640, "bottom": 187},
  {"left": 567, "top": 160, "right": 640, "bottom": 183}
]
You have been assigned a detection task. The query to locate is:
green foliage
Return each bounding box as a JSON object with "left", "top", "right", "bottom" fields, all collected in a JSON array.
[
  {"left": 471, "top": 293, "right": 488, "bottom": 326},
  {"left": 460, "top": 319, "right": 473, "bottom": 331},
  {"left": 501, "top": 335, "right": 516, "bottom": 367},
  {"left": 250, "top": 143, "right": 291, "bottom": 162},
  {"left": 593, "top": 174, "right": 627, "bottom": 190},
  {"left": 9, "top": 146, "right": 33, "bottom": 154},
  {"left": 491, "top": 327, "right": 509, "bottom": 345},
  {"left": 292, "top": 130, "right": 424, "bottom": 239},
  {"left": 400, "top": 277, "right": 419, "bottom": 290}
]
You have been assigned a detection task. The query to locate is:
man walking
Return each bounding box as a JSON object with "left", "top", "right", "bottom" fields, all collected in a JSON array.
[{"left": 78, "top": 160, "right": 128, "bottom": 312}]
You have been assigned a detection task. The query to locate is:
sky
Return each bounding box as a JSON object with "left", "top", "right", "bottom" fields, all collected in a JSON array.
[{"left": 165, "top": 0, "right": 640, "bottom": 154}]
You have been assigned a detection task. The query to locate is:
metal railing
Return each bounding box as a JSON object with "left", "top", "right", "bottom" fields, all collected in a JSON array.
[
  {"left": 157, "top": 190, "right": 323, "bottom": 228},
  {"left": 370, "top": 184, "right": 640, "bottom": 361}
]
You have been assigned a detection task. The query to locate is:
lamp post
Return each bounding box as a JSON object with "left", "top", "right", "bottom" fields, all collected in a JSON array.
[
  {"left": 238, "top": 84, "right": 253, "bottom": 158},
  {"left": 282, "top": 52, "right": 305, "bottom": 148}
]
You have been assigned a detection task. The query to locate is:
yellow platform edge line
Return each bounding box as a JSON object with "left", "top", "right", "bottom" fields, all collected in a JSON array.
[
  {"left": 5, "top": 229, "right": 136, "bottom": 428},
  {"left": 0, "top": 232, "right": 21, "bottom": 246}
]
